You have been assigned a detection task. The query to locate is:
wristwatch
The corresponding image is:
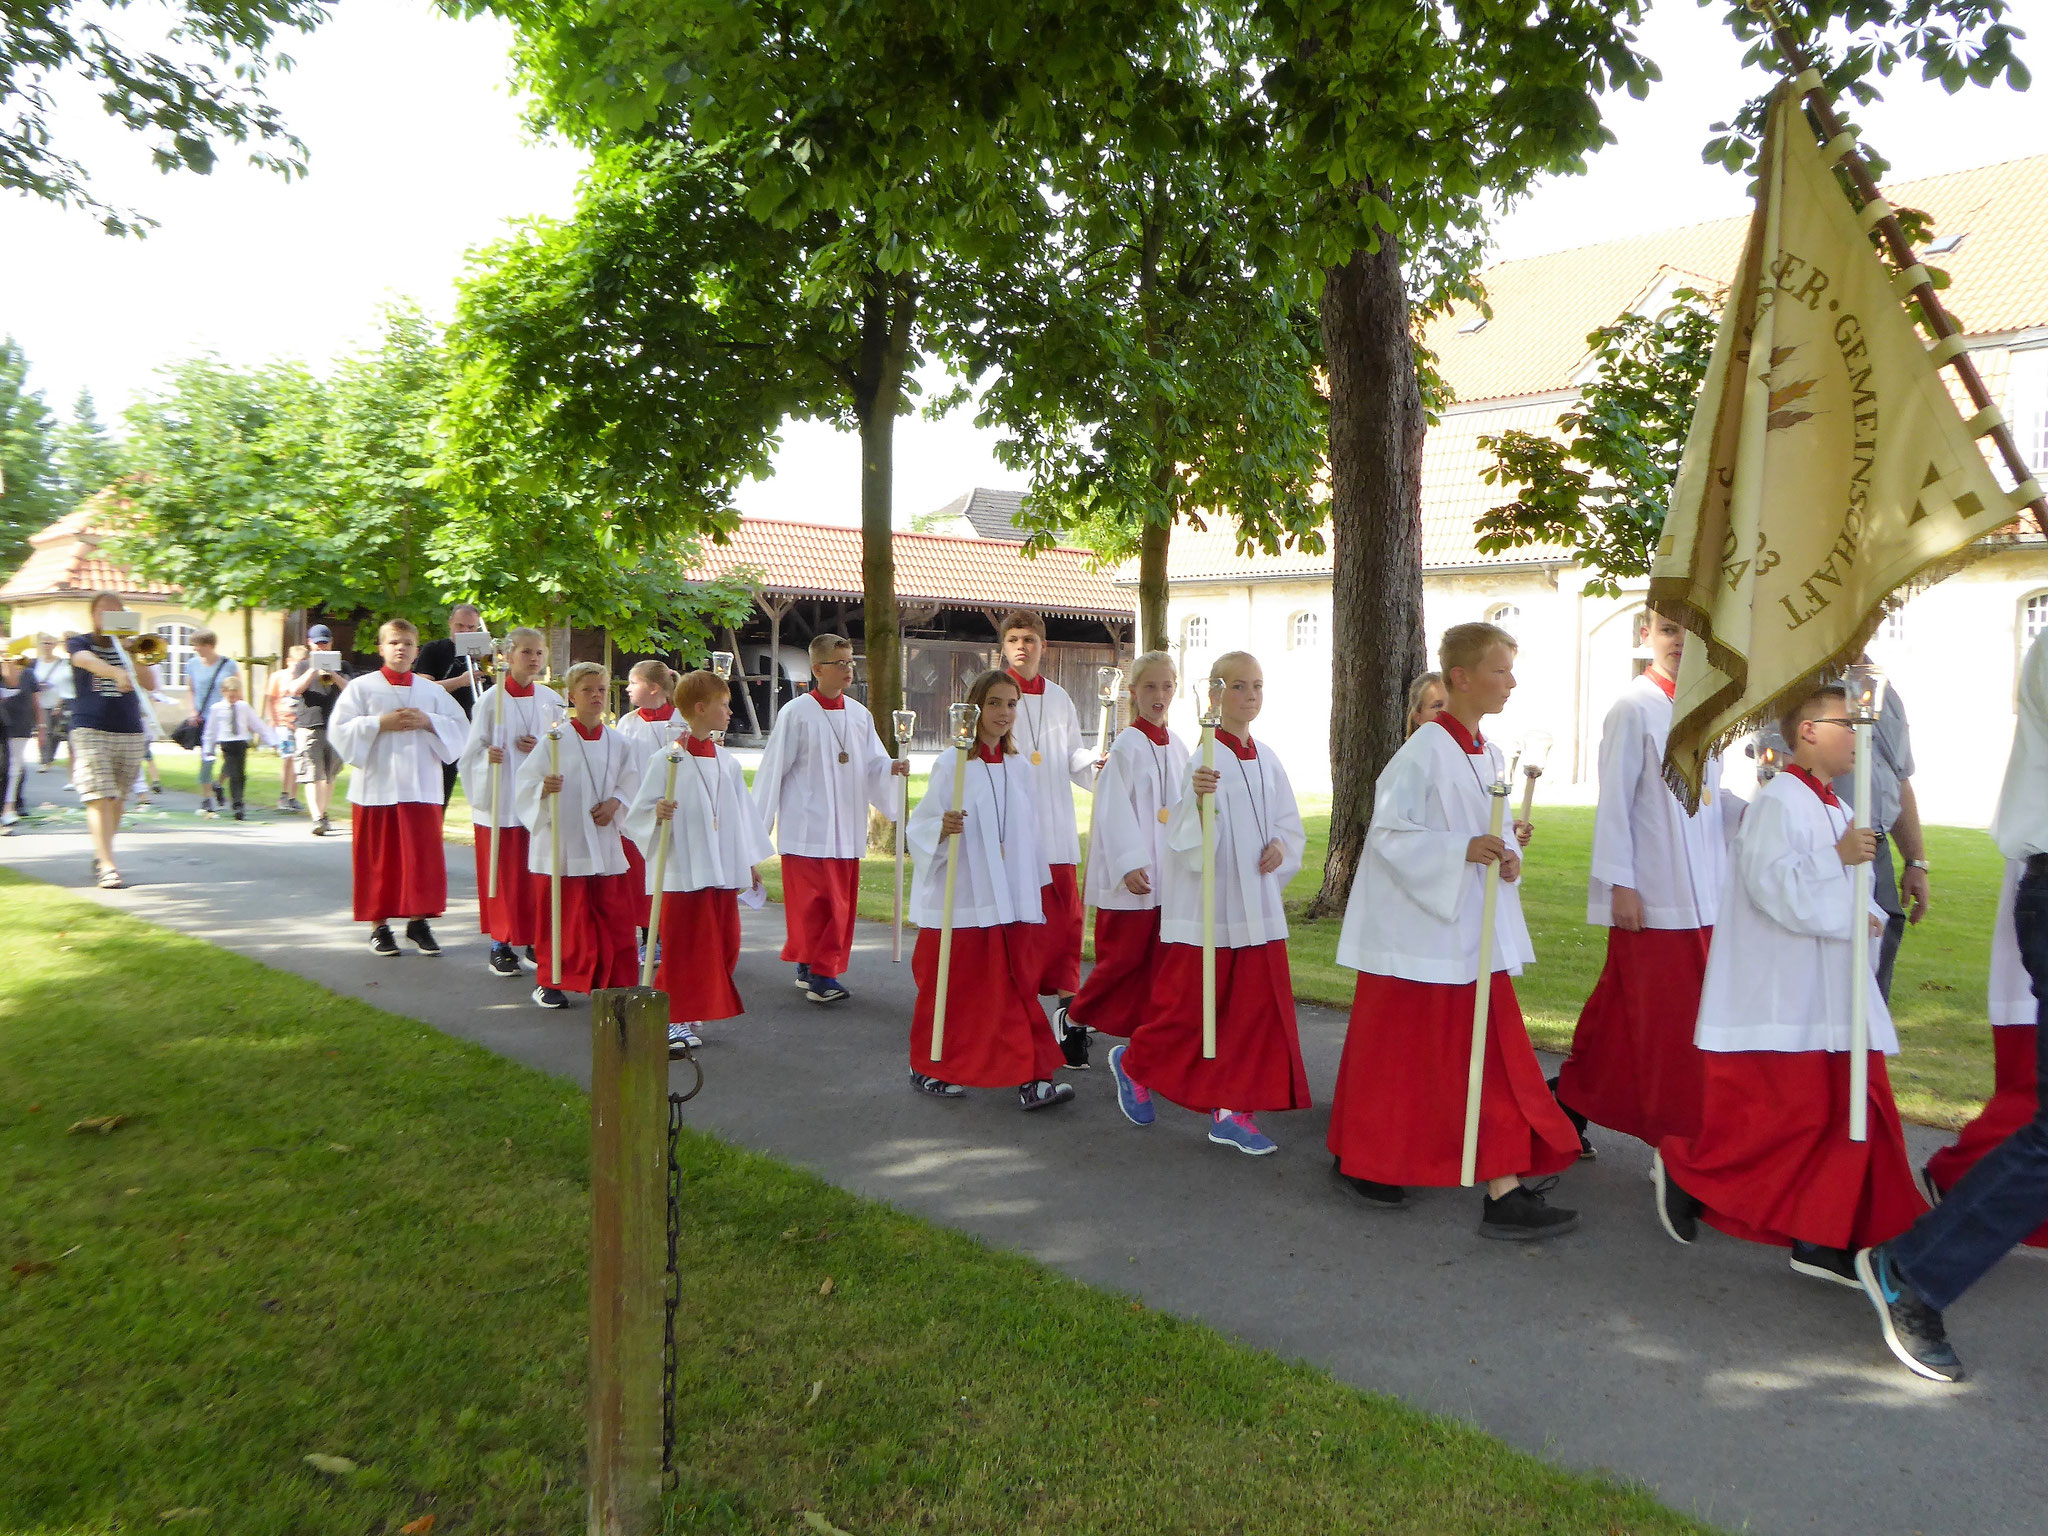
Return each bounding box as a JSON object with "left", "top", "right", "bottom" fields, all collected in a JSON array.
[{"left": 1904, "top": 858, "right": 1930, "bottom": 871}]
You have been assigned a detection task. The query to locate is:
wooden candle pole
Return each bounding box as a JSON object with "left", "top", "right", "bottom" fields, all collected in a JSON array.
[
  {"left": 930, "top": 704, "right": 978, "bottom": 1061},
  {"left": 486, "top": 668, "right": 507, "bottom": 900},
  {"left": 1460, "top": 780, "right": 1512, "bottom": 1187},
  {"left": 639, "top": 747, "right": 683, "bottom": 989},
  {"left": 891, "top": 708, "right": 916, "bottom": 964},
  {"left": 1198, "top": 679, "right": 1222, "bottom": 1060},
  {"left": 547, "top": 722, "right": 564, "bottom": 990}
]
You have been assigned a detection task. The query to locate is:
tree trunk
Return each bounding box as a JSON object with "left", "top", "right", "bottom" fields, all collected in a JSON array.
[
  {"left": 1137, "top": 517, "right": 1170, "bottom": 652},
  {"left": 1306, "top": 224, "right": 1428, "bottom": 920},
  {"left": 852, "top": 267, "right": 915, "bottom": 749}
]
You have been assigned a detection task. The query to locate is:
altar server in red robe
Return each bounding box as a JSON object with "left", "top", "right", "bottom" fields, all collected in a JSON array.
[
  {"left": 329, "top": 618, "right": 470, "bottom": 959},
  {"left": 458, "top": 626, "right": 561, "bottom": 978},
  {"left": 751, "top": 634, "right": 906, "bottom": 1005},
  {"left": 1325, "top": 621, "right": 1581, "bottom": 1239},
  {"left": 1070, "top": 651, "right": 1186, "bottom": 1042},
  {"left": 906, "top": 668, "right": 1072, "bottom": 1110},
  {"left": 624, "top": 668, "right": 772, "bottom": 1054},
  {"left": 1553, "top": 610, "right": 1739, "bottom": 1152},
  {"left": 1110, "top": 650, "right": 1308, "bottom": 1156},
  {"left": 516, "top": 662, "right": 643, "bottom": 1010},
  {"left": 614, "top": 658, "right": 683, "bottom": 939},
  {"left": 1000, "top": 610, "right": 1100, "bottom": 1061},
  {"left": 1653, "top": 681, "right": 1925, "bottom": 1287}
]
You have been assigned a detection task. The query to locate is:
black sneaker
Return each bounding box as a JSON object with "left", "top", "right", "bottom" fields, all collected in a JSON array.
[
  {"left": 1333, "top": 1156, "right": 1406, "bottom": 1209},
  {"left": 368, "top": 924, "right": 400, "bottom": 957},
  {"left": 1652, "top": 1149, "right": 1699, "bottom": 1244},
  {"left": 521, "top": 945, "right": 538, "bottom": 969},
  {"left": 1054, "top": 1004, "right": 1092, "bottom": 1069},
  {"left": 1789, "top": 1240, "right": 1862, "bottom": 1290},
  {"left": 487, "top": 943, "right": 523, "bottom": 978},
  {"left": 531, "top": 985, "right": 568, "bottom": 1009},
  {"left": 1855, "top": 1245, "right": 1964, "bottom": 1383},
  {"left": 1547, "top": 1075, "right": 1595, "bottom": 1160},
  {"left": 1018, "top": 1080, "right": 1076, "bottom": 1111},
  {"left": 232, "top": 808, "right": 245, "bottom": 821},
  {"left": 1480, "top": 1178, "right": 1579, "bottom": 1241},
  {"left": 909, "top": 1070, "right": 964, "bottom": 1098},
  {"left": 404, "top": 918, "right": 441, "bottom": 957}
]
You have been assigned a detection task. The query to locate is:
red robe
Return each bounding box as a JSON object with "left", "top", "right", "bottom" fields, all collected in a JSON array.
[
  {"left": 1070, "top": 907, "right": 1160, "bottom": 1037},
  {"left": 1122, "top": 940, "right": 1309, "bottom": 1114},
  {"left": 531, "top": 869, "right": 639, "bottom": 995},
  {"left": 474, "top": 825, "right": 536, "bottom": 944},
  {"left": 781, "top": 855, "right": 860, "bottom": 977},
  {"left": 1924, "top": 1025, "right": 2048, "bottom": 1247},
  {"left": 655, "top": 887, "right": 744, "bottom": 1025},
  {"left": 353, "top": 802, "right": 447, "bottom": 923},
  {"left": 1555, "top": 925, "right": 1712, "bottom": 1143},
  {"left": 910, "top": 925, "right": 1063, "bottom": 1088},
  {"left": 1034, "top": 862, "right": 1085, "bottom": 995}
]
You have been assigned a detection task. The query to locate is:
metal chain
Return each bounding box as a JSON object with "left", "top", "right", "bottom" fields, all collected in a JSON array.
[{"left": 661, "top": 1048, "right": 702, "bottom": 1489}]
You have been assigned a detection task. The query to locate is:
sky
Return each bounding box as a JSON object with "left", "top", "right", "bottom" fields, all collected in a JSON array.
[{"left": 5, "top": 0, "right": 2046, "bottom": 528}]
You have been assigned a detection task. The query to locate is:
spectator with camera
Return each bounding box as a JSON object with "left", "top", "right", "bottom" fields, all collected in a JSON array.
[
  {"left": 413, "top": 604, "right": 493, "bottom": 806},
  {"left": 285, "top": 624, "right": 351, "bottom": 837}
]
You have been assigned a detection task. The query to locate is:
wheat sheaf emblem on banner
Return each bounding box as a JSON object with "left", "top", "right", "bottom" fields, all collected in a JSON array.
[{"left": 1765, "top": 344, "right": 1819, "bottom": 431}]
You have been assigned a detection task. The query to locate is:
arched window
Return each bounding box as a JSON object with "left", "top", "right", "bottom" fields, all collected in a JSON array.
[
  {"left": 1182, "top": 614, "right": 1210, "bottom": 651},
  {"left": 155, "top": 622, "right": 197, "bottom": 690},
  {"left": 1486, "top": 602, "right": 1521, "bottom": 629},
  {"left": 2025, "top": 592, "right": 2048, "bottom": 645},
  {"left": 1289, "top": 611, "right": 1320, "bottom": 650}
]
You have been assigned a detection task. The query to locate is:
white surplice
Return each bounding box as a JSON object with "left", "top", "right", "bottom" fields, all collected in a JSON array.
[
  {"left": 1993, "top": 632, "right": 2048, "bottom": 861},
  {"left": 623, "top": 744, "right": 773, "bottom": 894},
  {"left": 1987, "top": 859, "right": 2034, "bottom": 1026},
  {"left": 1692, "top": 770, "right": 1895, "bottom": 1055},
  {"left": 751, "top": 692, "right": 898, "bottom": 859},
  {"left": 328, "top": 670, "right": 469, "bottom": 806},
  {"left": 457, "top": 682, "right": 566, "bottom": 830},
  {"left": 513, "top": 723, "right": 643, "bottom": 878},
  {"left": 1337, "top": 721, "right": 1532, "bottom": 984},
  {"left": 1084, "top": 721, "right": 1190, "bottom": 911},
  {"left": 1007, "top": 674, "right": 1098, "bottom": 866},
  {"left": 1587, "top": 673, "right": 1742, "bottom": 927},
  {"left": 615, "top": 706, "right": 686, "bottom": 763},
  {"left": 907, "top": 748, "right": 1049, "bottom": 930},
  {"left": 1156, "top": 735, "right": 1304, "bottom": 949}
]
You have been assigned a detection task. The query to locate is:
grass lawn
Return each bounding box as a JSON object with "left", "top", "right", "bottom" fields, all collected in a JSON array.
[{"left": 0, "top": 869, "right": 1710, "bottom": 1535}]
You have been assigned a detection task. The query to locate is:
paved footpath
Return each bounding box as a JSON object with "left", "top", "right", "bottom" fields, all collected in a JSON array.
[{"left": 8, "top": 795, "right": 2046, "bottom": 1535}]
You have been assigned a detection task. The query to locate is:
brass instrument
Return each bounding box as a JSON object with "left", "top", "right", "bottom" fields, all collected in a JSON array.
[
  {"left": 3, "top": 636, "right": 37, "bottom": 661},
  {"left": 120, "top": 633, "right": 169, "bottom": 665}
]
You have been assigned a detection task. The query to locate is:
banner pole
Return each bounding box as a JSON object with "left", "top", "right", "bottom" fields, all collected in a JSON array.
[{"left": 1849, "top": 720, "right": 1874, "bottom": 1142}]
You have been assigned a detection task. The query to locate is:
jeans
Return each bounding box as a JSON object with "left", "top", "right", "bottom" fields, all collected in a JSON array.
[
  {"left": 1872, "top": 834, "right": 1907, "bottom": 1004},
  {"left": 1891, "top": 863, "right": 2048, "bottom": 1310}
]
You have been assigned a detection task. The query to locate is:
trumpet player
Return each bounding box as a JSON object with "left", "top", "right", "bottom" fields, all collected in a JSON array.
[{"left": 66, "top": 592, "right": 159, "bottom": 889}]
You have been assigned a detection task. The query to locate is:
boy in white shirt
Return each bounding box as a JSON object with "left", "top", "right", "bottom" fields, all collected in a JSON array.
[
  {"left": 624, "top": 669, "right": 772, "bottom": 1054},
  {"left": 1553, "top": 610, "right": 1738, "bottom": 1152},
  {"left": 1110, "top": 651, "right": 1308, "bottom": 1156},
  {"left": 1653, "top": 681, "right": 1925, "bottom": 1288},
  {"left": 750, "top": 634, "right": 906, "bottom": 1004},
  {"left": 516, "top": 662, "right": 643, "bottom": 1009},
  {"left": 200, "top": 676, "right": 277, "bottom": 820},
  {"left": 457, "top": 627, "right": 562, "bottom": 978},
  {"left": 328, "top": 619, "right": 470, "bottom": 958},
  {"left": 1325, "top": 622, "right": 1581, "bottom": 1239}
]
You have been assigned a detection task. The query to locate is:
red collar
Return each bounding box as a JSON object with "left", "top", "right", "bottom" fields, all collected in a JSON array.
[
  {"left": 1215, "top": 729, "right": 1257, "bottom": 762},
  {"left": 685, "top": 734, "right": 717, "bottom": 759},
  {"left": 570, "top": 717, "right": 604, "bottom": 742},
  {"left": 811, "top": 688, "right": 845, "bottom": 712},
  {"left": 1645, "top": 668, "right": 1677, "bottom": 701},
  {"left": 503, "top": 677, "right": 534, "bottom": 698},
  {"left": 1006, "top": 667, "right": 1046, "bottom": 696},
  {"left": 972, "top": 741, "right": 1006, "bottom": 764},
  {"left": 1434, "top": 715, "right": 1486, "bottom": 755},
  {"left": 637, "top": 704, "right": 675, "bottom": 722},
  {"left": 380, "top": 667, "right": 414, "bottom": 686},
  {"left": 1131, "top": 716, "right": 1169, "bottom": 746},
  {"left": 1784, "top": 763, "right": 1841, "bottom": 808}
]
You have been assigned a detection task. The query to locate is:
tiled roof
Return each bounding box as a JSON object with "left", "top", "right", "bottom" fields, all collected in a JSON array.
[
  {"left": 928, "top": 486, "right": 1032, "bottom": 541},
  {"left": 1427, "top": 153, "right": 2048, "bottom": 405},
  {"left": 0, "top": 493, "right": 178, "bottom": 604},
  {"left": 678, "top": 518, "right": 1131, "bottom": 620}
]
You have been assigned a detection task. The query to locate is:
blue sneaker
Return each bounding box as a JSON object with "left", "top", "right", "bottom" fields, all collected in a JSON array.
[
  {"left": 1108, "top": 1044, "right": 1154, "bottom": 1126},
  {"left": 1855, "top": 1244, "right": 1964, "bottom": 1382},
  {"left": 1208, "top": 1111, "right": 1277, "bottom": 1156},
  {"left": 805, "top": 975, "right": 850, "bottom": 1004}
]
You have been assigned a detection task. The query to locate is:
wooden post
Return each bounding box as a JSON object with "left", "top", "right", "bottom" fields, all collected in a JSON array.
[
  {"left": 726, "top": 624, "right": 765, "bottom": 741},
  {"left": 588, "top": 985, "right": 669, "bottom": 1535}
]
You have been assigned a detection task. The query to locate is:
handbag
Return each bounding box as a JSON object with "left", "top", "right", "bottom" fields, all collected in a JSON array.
[{"left": 171, "top": 663, "right": 224, "bottom": 750}]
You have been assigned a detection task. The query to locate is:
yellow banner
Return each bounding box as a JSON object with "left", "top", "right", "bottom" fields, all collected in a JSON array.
[{"left": 1651, "top": 84, "right": 2017, "bottom": 805}]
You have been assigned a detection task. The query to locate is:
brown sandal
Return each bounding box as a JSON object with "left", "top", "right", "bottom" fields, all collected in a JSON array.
[{"left": 96, "top": 868, "right": 125, "bottom": 890}]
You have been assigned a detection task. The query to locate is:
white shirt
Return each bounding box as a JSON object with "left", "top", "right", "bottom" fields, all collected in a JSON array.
[
  {"left": 615, "top": 707, "right": 686, "bottom": 761},
  {"left": 623, "top": 743, "right": 773, "bottom": 893},
  {"left": 513, "top": 721, "right": 643, "bottom": 878},
  {"left": 1084, "top": 720, "right": 1190, "bottom": 912},
  {"left": 328, "top": 670, "right": 469, "bottom": 806},
  {"left": 1992, "top": 632, "right": 2048, "bottom": 860},
  {"left": 201, "top": 700, "right": 277, "bottom": 753},
  {"left": 34, "top": 654, "right": 70, "bottom": 704},
  {"left": 1339, "top": 720, "right": 1533, "bottom": 984},
  {"left": 907, "top": 747, "right": 1050, "bottom": 930},
  {"left": 1587, "top": 673, "right": 1740, "bottom": 927},
  {"left": 751, "top": 692, "right": 897, "bottom": 859},
  {"left": 1693, "top": 770, "right": 1896, "bottom": 1055},
  {"left": 1988, "top": 859, "right": 2034, "bottom": 1027},
  {"left": 457, "top": 682, "right": 566, "bottom": 831},
  {"left": 1157, "top": 733, "right": 1304, "bottom": 949},
  {"left": 1006, "top": 674, "right": 1098, "bottom": 865}
]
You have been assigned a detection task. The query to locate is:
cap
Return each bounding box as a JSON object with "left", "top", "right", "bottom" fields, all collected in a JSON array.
[{"left": 307, "top": 625, "right": 333, "bottom": 644}]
